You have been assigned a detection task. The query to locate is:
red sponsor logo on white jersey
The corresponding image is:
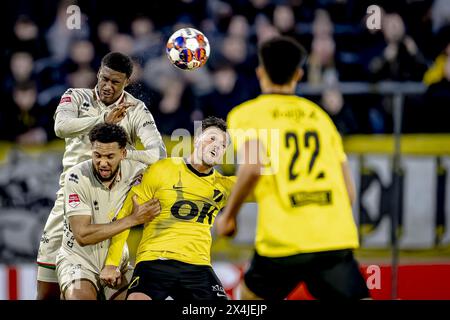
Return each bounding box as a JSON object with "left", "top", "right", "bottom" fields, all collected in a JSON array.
[
  {"left": 68, "top": 193, "right": 80, "bottom": 208},
  {"left": 59, "top": 96, "right": 72, "bottom": 104}
]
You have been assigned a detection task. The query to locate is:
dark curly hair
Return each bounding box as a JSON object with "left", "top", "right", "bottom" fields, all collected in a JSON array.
[
  {"left": 101, "top": 52, "right": 133, "bottom": 78},
  {"left": 89, "top": 123, "right": 128, "bottom": 148}
]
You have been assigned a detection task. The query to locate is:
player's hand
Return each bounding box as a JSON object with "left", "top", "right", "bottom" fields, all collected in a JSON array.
[
  {"left": 130, "top": 195, "right": 161, "bottom": 226},
  {"left": 215, "top": 213, "right": 237, "bottom": 237},
  {"left": 100, "top": 265, "right": 122, "bottom": 288},
  {"left": 105, "top": 102, "right": 135, "bottom": 124}
]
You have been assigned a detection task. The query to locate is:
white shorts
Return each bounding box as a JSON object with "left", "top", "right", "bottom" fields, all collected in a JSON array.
[
  {"left": 56, "top": 253, "right": 133, "bottom": 300},
  {"left": 37, "top": 191, "right": 65, "bottom": 283}
]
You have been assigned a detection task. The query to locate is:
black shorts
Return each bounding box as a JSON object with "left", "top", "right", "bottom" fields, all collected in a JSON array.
[
  {"left": 127, "top": 260, "right": 228, "bottom": 300},
  {"left": 244, "top": 249, "right": 370, "bottom": 300}
]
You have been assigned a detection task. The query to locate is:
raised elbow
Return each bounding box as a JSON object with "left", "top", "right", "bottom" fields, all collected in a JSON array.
[{"left": 54, "top": 123, "right": 67, "bottom": 138}]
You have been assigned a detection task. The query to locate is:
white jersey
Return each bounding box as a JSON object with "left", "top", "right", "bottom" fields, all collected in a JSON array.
[
  {"left": 54, "top": 87, "right": 166, "bottom": 189},
  {"left": 58, "top": 159, "right": 146, "bottom": 273}
]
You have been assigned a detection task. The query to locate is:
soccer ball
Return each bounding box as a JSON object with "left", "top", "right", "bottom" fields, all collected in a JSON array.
[{"left": 166, "top": 28, "right": 210, "bottom": 70}]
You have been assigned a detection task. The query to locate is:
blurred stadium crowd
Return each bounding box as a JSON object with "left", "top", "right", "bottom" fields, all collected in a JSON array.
[{"left": 1, "top": 0, "right": 450, "bottom": 146}]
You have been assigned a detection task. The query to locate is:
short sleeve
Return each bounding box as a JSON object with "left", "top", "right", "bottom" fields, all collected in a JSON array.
[{"left": 64, "top": 169, "right": 91, "bottom": 217}]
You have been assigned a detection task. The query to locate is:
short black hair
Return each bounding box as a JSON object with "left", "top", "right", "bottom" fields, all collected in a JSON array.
[
  {"left": 89, "top": 123, "right": 129, "bottom": 148},
  {"left": 258, "top": 36, "right": 307, "bottom": 85},
  {"left": 201, "top": 116, "right": 227, "bottom": 133},
  {"left": 101, "top": 52, "right": 133, "bottom": 78}
]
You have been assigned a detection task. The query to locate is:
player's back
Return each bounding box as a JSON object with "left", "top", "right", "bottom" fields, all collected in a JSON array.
[{"left": 228, "top": 94, "right": 359, "bottom": 257}]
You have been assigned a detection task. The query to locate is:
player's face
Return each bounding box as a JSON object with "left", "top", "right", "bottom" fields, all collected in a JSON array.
[
  {"left": 97, "top": 66, "right": 129, "bottom": 105},
  {"left": 195, "top": 127, "right": 228, "bottom": 167},
  {"left": 91, "top": 141, "right": 126, "bottom": 182}
]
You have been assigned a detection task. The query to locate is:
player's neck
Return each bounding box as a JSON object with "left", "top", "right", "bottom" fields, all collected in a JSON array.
[
  {"left": 186, "top": 155, "right": 213, "bottom": 174},
  {"left": 260, "top": 84, "right": 296, "bottom": 95}
]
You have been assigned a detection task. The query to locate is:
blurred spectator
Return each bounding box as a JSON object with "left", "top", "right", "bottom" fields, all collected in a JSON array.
[
  {"left": 61, "top": 39, "right": 97, "bottom": 75},
  {"left": 227, "top": 15, "right": 250, "bottom": 39},
  {"left": 150, "top": 75, "right": 196, "bottom": 135},
  {"left": 143, "top": 48, "right": 178, "bottom": 91},
  {"left": 201, "top": 64, "right": 258, "bottom": 120},
  {"left": 306, "top": 34, "right": 339, "bottom": 85},
  {"left": 423, "top": 26, "right": 450, "bottom": 86},
  {"left": 254, "top": 15, "right": 280, "bottom": 45},
  {"left": 127, "top": 59, "right": 159, "bottom": 108},
  {"left": 3, "top": 52, "right": 35, "bottom": 93},
  {"left": 368, "top": 13, "right": 428, "bottom": 81},
  {"left": 131, "top": 16, "right": 164, "bottom": 61},
  {"left": 109, "top": 33, "right": 135, "bottom": 56},
  {"left": 236, "top": 0, "right": 274, "bottom": 25},
  {"left": 273, "top": 5, "right": 296, "bottom": 36},
  {"left": 0, "top": 82, "right": 52, "bottom": 145},
  {"left": 95, "top": 20, "right": 119, "bottom": 58},
  {"left": 66, "top": 67, "right": 97, "bottom": 88},
  {"left": 46, "top": 0, "right": 90, "bottom": 62},
  {"left": 9, "top": 15, "right": 48, "bottom": 59},
  {"left": 423, "top": 56, "right": 450, "bottom": 132},
  {"left": 312, "top": 9, "right": 334, "bottom": 38},
  {"left": 321, "top": 88, "right": 358, "bottom": 135},
  {"left": 431, "top": 0, "right": 450, "bottom": 33},
  {"left": 221, "top": 35, "right": 248, "bottom": 67}
]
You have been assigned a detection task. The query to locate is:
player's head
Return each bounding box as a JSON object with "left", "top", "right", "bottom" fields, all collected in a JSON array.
[
  {"left": 194, "top": 116, "right": 229, "bottom": 167},
  {"left": 89, "top": 123, "right": 128, "bottom": 182},
  {"left": 97, "top": 52, "right": 133, "bottom": 105},
  {"left": 257, "top": 36, "right": 307, "bottom": 89}
]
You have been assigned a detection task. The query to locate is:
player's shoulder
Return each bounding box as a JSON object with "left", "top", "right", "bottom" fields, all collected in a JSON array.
[
  {"left": 296, "top": 96, "right": 337, "bottom": 128},
  {"left": 124, "top": 90, "right": 147, "bottom": 108},
  {"left": 65, "top": 160, "right": 92, "bottom": 185},
  {"left": 123, "top": 91, "right": 153, "bottom": 115},
  {"left": 63, "top": 87, "right": 93, "bottom": 97},
  {"left": 145, "top": 157, "right": 181, "bottom": 173},
  {"left": 121, "top": 159, "right": 147, "bottom": 176},
  {"left": 214, "top": 171, "right": 235, "bottom": 183},
  {"left": 228, "top": 96, "right": 261, "bottom": 121}
]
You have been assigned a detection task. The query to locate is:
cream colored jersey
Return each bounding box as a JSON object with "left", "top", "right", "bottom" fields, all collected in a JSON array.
[
  {"left": 54, "top": 87, "right": 166, "bottom": 189},
  {"left": 57, "top": 159, "right": 146, "bottom": 275}
]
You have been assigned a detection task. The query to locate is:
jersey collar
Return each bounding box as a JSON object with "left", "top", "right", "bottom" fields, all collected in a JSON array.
[{"left": 183, "top": 159, "right": 214, "bottom": 177}]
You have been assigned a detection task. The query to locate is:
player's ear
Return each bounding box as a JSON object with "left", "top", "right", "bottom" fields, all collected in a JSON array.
[
  {"left": 256, "top": 66, "right": 263, "bottom": 80},
  {"left": 122, "top": 148, "right": 127, "bottom": 159},
  {"left": 294, "top": 68, "right": 304, "bottom": 82}
]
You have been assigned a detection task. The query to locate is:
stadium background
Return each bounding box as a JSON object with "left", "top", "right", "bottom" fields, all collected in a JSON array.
[{"left": 1, "top": 0, "right": 450, "bottom": 299}]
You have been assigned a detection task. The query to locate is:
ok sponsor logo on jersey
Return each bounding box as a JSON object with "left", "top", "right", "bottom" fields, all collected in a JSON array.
[{"left": 170, "top": 190, "right": 223, "bottom": 225}]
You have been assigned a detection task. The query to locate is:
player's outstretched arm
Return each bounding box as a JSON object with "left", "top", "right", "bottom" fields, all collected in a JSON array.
[
  {"left": 342, "top": 161, "right": 356, "bottom": 205},
  {"left": 216, "top": 139, "right": 262, "bottom": 237},
  {"left": 69, "top": 196, "right": 160, "bottom": 247}
]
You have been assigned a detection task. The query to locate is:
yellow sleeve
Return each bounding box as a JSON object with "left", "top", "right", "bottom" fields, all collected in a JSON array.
[
  {"left": 105, "top": 163, "right": 162, "bottom": 266},
  {"left": 423, "top": 54, "right": 445, "bottom": 86},
  {"left": 105, "top": 190, "right": 135, "bottom": 266},
  {"left": 330, "top": 123, "right": 347, "bottom": 163}
]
